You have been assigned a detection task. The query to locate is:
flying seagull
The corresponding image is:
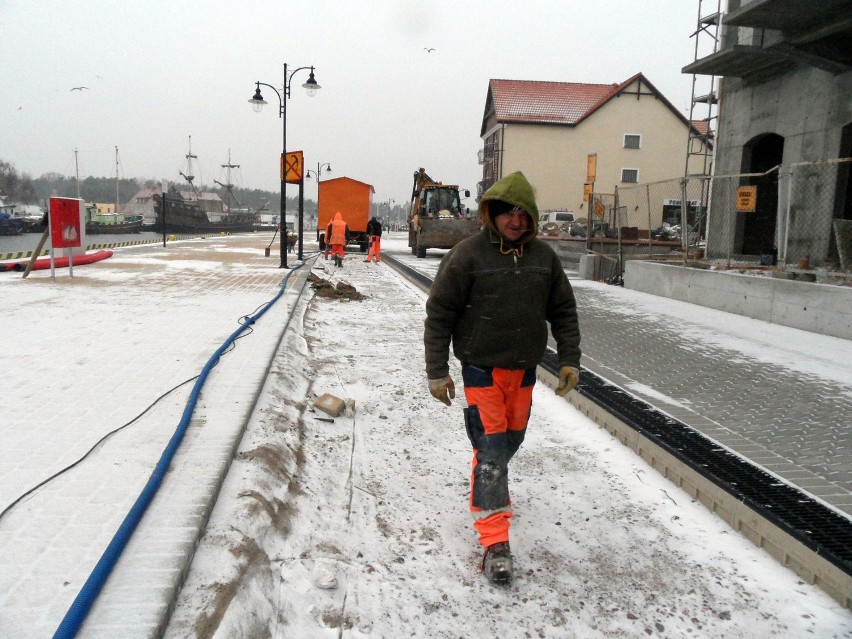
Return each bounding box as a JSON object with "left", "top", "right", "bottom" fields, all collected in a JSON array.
[
  {"left": 70, "top": 86, "right": 89, "bottom": 91},
  {"left": 424, "top": 47, "right": 435, "bottom": 53}
]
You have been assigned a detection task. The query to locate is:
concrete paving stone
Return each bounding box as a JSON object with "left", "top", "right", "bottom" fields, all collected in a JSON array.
[{"left": 573, "top": 282, "right": 852, "bottom": 517}]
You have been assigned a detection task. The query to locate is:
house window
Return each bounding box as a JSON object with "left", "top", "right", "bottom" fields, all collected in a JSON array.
[
  {"left": 624, "top": 134, "right": 641, "bottom": 149},
  {"left": 621, "top": 168, "right": 639, "bottom": 183}
]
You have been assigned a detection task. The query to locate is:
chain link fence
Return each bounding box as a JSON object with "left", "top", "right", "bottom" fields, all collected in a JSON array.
[
  {"left": 782, "top": 158, "right": 852, "bottom": 269},
  {"left": 707, "top": 159, "right": 851, "bottom": 268},
  {"left": 581, "top": 157, "right": 851, "bottom": 280}
]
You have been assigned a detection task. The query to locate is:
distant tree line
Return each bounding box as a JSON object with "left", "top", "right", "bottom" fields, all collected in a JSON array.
[{"left": 0, "top": 158, "right": 312, "bottom": 216}]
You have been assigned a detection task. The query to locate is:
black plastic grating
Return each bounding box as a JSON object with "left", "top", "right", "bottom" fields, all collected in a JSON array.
[{"left": 541, "top": 348, "right": 852, "bottom": 577}]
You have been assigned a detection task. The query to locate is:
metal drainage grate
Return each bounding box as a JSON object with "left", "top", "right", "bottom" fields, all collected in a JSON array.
[{"left": 541, "top": 348, "right": 852, "bottom": 577}]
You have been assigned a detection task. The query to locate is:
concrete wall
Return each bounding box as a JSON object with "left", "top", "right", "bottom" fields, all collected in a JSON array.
[{"left": 623, "top": 260, "right": 852, "bottom": 340}]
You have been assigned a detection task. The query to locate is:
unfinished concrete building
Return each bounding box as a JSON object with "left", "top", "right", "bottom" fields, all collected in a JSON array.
[{"left": 684, "top": 0, "right": 852, "bottom": 268}]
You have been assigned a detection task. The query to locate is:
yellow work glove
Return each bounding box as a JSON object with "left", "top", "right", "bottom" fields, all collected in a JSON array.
[
  {"left": 555, "top": 366, "right": 579, "bottom": 396},
  {"left": 428, "top": 376, "right": 456, "bottom": 406}
]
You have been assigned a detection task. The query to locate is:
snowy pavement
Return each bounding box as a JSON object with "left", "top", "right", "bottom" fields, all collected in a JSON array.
[{"left": 1, "top": 234, "right": 850, "bottom": 638}]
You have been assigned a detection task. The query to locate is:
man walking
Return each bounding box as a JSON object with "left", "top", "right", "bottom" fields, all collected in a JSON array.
[{"left": 423, "top": 171, "right": 581, "bottom": 584}]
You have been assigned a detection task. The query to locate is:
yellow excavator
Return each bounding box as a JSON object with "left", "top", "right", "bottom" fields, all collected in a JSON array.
[{"left": 407, "top": 168, "right": 480, "bottom": 258}]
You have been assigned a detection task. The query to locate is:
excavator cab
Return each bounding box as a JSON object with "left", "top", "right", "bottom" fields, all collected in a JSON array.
[{"left": 424, "top": 188, "right": 462, "bottom": 218}]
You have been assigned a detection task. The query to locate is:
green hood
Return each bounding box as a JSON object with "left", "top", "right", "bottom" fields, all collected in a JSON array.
[{"left": 479, "top": 171, "right": 539, "bottom": 240}]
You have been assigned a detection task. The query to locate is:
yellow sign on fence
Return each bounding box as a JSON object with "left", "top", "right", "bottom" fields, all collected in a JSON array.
[{"left": 736, "top": 185, "right": 757, "bottom": 212}]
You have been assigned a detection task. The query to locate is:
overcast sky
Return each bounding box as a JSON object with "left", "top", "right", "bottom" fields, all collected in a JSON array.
[{"left": 2, "top": 0, "right": 709, "bottom": 205}]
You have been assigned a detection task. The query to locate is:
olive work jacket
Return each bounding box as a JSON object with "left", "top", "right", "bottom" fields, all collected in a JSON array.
[{"left": 424, "top": 228, "right": 581, "bottom": 380}]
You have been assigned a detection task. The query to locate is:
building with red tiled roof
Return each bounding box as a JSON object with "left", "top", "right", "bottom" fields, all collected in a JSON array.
[{"left": 479, "top": 73, "right": 709, "bottom": 222}]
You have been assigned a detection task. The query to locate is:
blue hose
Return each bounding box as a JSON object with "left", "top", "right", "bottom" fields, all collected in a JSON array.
[{"left": 53, "top": 264, "right": 305, "bottom": 639}]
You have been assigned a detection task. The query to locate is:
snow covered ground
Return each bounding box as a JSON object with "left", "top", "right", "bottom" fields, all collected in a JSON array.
[{"left": 1, "top": 233, "right": 850, "bottom": 638}]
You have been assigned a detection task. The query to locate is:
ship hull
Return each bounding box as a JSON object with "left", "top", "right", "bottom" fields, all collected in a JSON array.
[
  {"left": 153, "top": 195, "right": 256, "bottom": 235},
  {"left": 86, "top": 219, "right": 144, "bottom": 235}
]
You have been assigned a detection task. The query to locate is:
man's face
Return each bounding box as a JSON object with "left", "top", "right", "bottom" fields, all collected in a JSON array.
[{"left": 494, "top": 206, "right": 531, "bottom": 242}]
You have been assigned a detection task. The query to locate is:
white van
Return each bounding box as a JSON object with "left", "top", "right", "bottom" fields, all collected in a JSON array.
[
  {"left": 538, "top": 210, "right": 575, "bottom": 235},
  {"left": 539, "top": 210, "right": 575, "bottom": 225}
]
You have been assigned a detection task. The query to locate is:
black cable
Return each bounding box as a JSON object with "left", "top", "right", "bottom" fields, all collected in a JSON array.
[
  {"left": 0, "top": 375, "right": 199, "bottom": 524},
  {"left": 0, "top": 308, "right": 263, "bottom": 525}
]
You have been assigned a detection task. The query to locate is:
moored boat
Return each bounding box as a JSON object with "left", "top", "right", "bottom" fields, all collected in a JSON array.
[
  {"left": 79, "top": 147, "right": 145, "bottom": 235},
  {"left": 152, "top": 192, "right": 256, "bottom": 234},
  {"left": 85, "top": 209, "right": 144, "bottom": 234},
  {"left": 152, "top": 140, "right": 257, "bottom": 234}
]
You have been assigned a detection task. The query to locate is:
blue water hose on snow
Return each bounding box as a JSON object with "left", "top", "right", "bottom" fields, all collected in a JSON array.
[{"left": 53, "top": 263, "right": 306, "bottom": 639}]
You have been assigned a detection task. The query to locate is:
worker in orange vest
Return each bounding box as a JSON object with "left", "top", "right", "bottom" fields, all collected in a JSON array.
[{"left": 326, "top": 212, "right": 350, "bottom": 267}]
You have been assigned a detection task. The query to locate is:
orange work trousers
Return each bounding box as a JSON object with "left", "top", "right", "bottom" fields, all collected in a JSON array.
[
  {"left": 461, "top": 363, "right": 535, "bottom": 548},
  {"left": 329, "top": 243, "right": 345, "bottom": 259},
  {"left": 366, "top": 235, "right": 382, "bottom": 262}
]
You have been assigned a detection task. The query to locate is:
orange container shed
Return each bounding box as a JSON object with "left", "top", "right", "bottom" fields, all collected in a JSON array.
[{"left": 317, "top": 177, "right": 375, "bottom": 251}]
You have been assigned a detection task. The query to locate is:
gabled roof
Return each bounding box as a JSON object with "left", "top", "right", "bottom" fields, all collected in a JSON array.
[
  {"left": 482, "top": 72, "right": 699, "bottom": 136},
  {"left": 321, "top": 176, "right": 376, "bottom": 193}
]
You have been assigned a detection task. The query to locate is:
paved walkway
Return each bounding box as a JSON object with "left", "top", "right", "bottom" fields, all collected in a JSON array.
[
  {"left": 570, "top": 279, "right": 852, "bottom": 517},
  {"left": 0, "top": 235, "right": 315, "bottom": 637}
]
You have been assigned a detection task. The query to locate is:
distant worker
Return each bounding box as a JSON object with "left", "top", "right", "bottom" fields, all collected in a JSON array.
[
  {"left": 326, "top": 212, "right": 350, "bottom": 267},
  {"left": 364, "top": 216, "right": 383, "bottom": 263},
  {"left": 423, "top": 171, "right": 581, "bottom": 585}
]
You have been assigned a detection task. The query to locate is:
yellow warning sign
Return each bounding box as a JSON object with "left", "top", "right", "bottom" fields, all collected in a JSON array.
[
  {"left": 283, "top": 151, "right": 304, "bottom": 184},
  {"left": 736, "top": 185, "right": 757, "bottom": 212},
  {"left": 586, "top": 153, "right": 597, "bottom": 182}
]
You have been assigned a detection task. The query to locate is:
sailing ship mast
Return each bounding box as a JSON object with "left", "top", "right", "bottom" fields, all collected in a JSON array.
[
  {"left": 74, "top": 148, "right": 81, "bottom": 199},
  {"left": 213, "top": 149, "right": 241, "bottom": 214},
  {"left": 178, "top": 135, "right": 201, "bottom": 199},
  {"left": 115, "top": 146, "right": 120, "bottom": 215}
]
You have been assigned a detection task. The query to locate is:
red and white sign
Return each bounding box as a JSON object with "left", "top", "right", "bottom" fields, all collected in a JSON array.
[{"left": 49, "top": 197, "right": 84, "bottom": 249}]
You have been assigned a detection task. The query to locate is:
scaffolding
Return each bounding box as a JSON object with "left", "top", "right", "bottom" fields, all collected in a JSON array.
[
  {"left": 685, "top": 0, "right": 722, "bottom": 178},
  {"left": 679, "top": 0, "right": 725, "bottom": 255}
]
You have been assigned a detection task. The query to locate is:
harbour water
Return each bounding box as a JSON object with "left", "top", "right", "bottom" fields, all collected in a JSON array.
[{"left": 0, "top": 231, "right": 167, "bottom": 257}]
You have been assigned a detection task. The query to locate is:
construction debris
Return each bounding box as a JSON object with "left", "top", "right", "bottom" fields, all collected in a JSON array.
[
  {"left": 314, "top": 393, "right": 346, "bottom": 417},
  {"left": 308, "top": 273, "right": 365, "bottom": 301}
]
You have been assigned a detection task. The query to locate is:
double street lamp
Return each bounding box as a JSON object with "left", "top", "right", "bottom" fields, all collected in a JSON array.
[
  {"left": 249, "top": 63, "right": 320, "bottom": 268},
  {"left": 305, "top": 162, "right": 332, "bottom": 183},
  {"left": 305, "top": 162, "right": 332, "bottom": 239}
]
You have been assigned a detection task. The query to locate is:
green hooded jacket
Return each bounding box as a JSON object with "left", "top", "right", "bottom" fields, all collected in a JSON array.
[
  {"left": 479, "top": 170, "right": 540, "bottom": 242},
  {"left": 424, "top": 171, "right": 581, "bottom": 378}
]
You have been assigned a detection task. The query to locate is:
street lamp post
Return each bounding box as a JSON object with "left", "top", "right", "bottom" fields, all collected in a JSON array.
[
  {"left": 304, "top": 162, "right": 332, "bottom": 183},
  {"left": 249, "top": 63, "right": 320, "bottom": 268},
  {"left": 385, "top": 198, "right": 395, "bottom": 230},
  {"left": 305, "top": 162, "right": 332, "bottom": 245}
]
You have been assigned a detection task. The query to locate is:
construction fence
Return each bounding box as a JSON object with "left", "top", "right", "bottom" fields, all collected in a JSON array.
[{"left": 584, "top": 157, "right": 851, "bottom": 280}]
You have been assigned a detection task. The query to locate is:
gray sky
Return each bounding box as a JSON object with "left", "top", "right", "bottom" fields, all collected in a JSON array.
[{"left": 2, "top": 0, "right": 706, "bottom": 205}]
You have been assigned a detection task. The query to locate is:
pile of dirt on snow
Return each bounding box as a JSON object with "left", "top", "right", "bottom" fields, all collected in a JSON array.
[{"left": 308, "top": 273, "right": 365, "bottom": 301}]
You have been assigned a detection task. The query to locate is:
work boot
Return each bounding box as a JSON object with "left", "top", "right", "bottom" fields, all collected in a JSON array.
[
  {"left": 336, "top": 256, "right": 343, "bottom": 267},
  {"left": 482, "top": 541, "right": 512, "bottom": 584}
]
